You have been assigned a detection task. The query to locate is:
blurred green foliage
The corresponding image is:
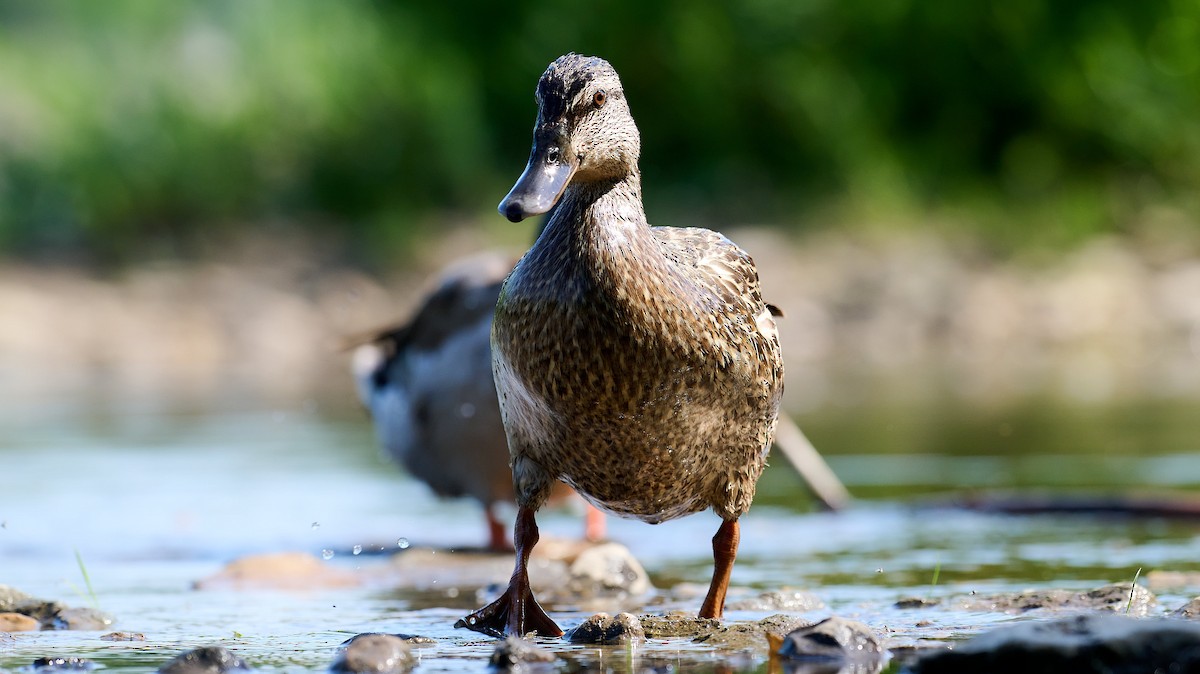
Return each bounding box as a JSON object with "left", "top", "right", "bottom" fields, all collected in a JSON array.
[{"left": 0, "top": 0, "right": 1196, "bottom": 265}]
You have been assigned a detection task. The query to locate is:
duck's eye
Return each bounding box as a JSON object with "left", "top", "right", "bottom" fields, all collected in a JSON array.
[{"left": 593, "top": 89, "right": 607, "bottom": 108}]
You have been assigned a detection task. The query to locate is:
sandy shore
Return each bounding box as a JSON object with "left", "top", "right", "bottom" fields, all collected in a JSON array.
[{"left": 3, "top": 229, "right": 1198, "bottom": 415}]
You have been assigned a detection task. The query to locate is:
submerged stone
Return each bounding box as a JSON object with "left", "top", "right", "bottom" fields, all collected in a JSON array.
[
  {"left": 158, "top": 646, "right": 254, "bottom": 674},
  {"left": 957, "top": 582, "right": 1156, "bottom": 617},
  {"left": 330, "top": 634, "right": 413, "bottom": 674},
  {"left": 913, "top": 613, "right": 1200, "bottom": 674},
  {"left": 566, "top": 612, "right": 645, "bottom": 645},
  {"left": 101, "top": 632, "right": 147, "bottom": 641},
  {"left": 31, "top": 658, "right": 96, "bottom": 672},
  {"left": 488, "top": 636, "right": 556, "bottom": 669}
]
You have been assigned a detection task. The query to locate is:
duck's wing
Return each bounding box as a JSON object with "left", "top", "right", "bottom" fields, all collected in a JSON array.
[{"left": 652, "top": 227, "right": 771, "bottom": 314}]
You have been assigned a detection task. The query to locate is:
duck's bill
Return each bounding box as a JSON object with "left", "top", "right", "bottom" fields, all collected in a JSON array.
[{"left": 497, "top": 145, "right": 577, "bottom": 223}]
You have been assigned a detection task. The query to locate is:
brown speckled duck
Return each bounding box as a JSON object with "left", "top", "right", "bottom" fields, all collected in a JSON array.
[
  {"left": 352, "top": 252, "right": 604, "bottom": 551},
  {"left": 456, "top": 54, "right": 784, "bottom": 638}
]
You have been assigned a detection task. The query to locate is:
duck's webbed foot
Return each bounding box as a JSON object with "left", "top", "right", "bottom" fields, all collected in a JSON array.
[{"left": 456, "top": 506, "right": 563, "bottom": 638}]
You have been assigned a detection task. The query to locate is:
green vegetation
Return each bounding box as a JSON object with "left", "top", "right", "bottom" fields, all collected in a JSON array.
[
  {"left": 72, "top": 548, "right": 100, "bottom": 609},
  {"left": 0, "top": 1, "right": 1196, "bottom": 265}
]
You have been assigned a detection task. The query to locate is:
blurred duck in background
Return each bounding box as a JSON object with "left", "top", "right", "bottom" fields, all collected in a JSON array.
[{"left": 352, "top": 251, "right": 604, "bottom": 551}]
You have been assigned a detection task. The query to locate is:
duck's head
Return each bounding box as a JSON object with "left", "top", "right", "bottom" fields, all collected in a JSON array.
[{"left": 499, "top": 54, "right": 640, "bottom": 223}]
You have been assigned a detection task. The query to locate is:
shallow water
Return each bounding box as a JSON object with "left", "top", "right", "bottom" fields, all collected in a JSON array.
[{"left": 3, "top": 394, "right": 1200, "bottom": 673}]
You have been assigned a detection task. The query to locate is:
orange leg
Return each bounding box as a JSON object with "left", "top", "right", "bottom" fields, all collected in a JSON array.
[
  {"left": 484, "top": 503, "right": 513, "bottom": 552},
  {"left": 583, "top": 503, "right": 606, "bottom": 542},
  {"left": 456, "top": 507, "right": 563, "bottom": 637},
  {"left": 698, "top": 519, "right": 739, "bottom": 619}
]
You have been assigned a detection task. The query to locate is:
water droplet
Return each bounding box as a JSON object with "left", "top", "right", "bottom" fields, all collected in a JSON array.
[
  {"left": 446, "top": 587, "right": 459, "bottom": 598},
  {"left": 459, "top": 403, "right": 476, "bottom": 418},
  {"left": 352, "top": 545, "right": 362, "bottom": 556},
  {"left": 311, "top": 522, "right": 320, "bottom": 530},
  {"left": 397, "top": 538, "right": 410, "bottom": 549},
  {"left": 322, "top": 549, "right": 334, "bottom": 560}
]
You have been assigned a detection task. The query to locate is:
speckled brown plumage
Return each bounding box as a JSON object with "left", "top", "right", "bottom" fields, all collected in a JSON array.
[{"left": 457, "top": 54, "right": 783, "bottom": 638}]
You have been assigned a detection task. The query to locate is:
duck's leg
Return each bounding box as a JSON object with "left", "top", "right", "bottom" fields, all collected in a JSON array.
[
  {"left": 455, "top": 506, "right": 562, "bottom": 637},
  {"left": 484, "top": 503, "right": 514, "bottom": 552},
  {"left": 698, "top": 518, "right": 739, "bottom": 619},
  {"left": 583, "top": 503, "right": 606, "bottom": 542}
]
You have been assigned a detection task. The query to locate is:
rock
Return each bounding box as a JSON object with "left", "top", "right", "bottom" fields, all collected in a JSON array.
[
  {"left": 562, "top": 543, "right": 651, "bottom": 600},
  {"left": 47, "top": 607, "right": 115, "bottom": 631},
  {"left": 0, "top": 611, "right": 40, "bottom": 631},
  {"left": 158, "top": 646, "right": 254, "bottom": 674},
  {"left": 0, "top": 586, "right": 64, "bottom": 622},
  {"left": 894, "top": 597, "right": 940, "bottom": 609},
  {"left": 565, "top": 612, "right": 645, "bottom": 645},
  {"left": 1174, "top": 598, "right": 1200, "bottom": 618},
  {"left": 31, "top": 658, "right": 96, "bottom": 671},
  {"left": 727, "top": 590, "right": 824, "bottom": 612},
  {"left": 487, "top": 636, "right": 556, "bottom": 669},
  {"left": 194, "top": 552, "right": 360, "bottom": 591},
  {"left": 0, "top": 585, "right": 36, "bottom": 611},
  {"left": 912, "top": 613, "right": 1200, "bottom": 674},
  {"left": 101, "top": 631, "right": 147, "bottom": 641},
  {"left": 639, "top": 613, "right": 722, "bottom": 638},
  {"left": 330, "top": 634, "right": 412, "bottom": 674},
  {"left": 772, "top": 617, "right": 886, "bottom": 670},
  {"left": 957, "top": 582, "right": 1156, "bottom": 617},
  {"left": 700, "top": 614, "right": 813, "bottom": 652}
]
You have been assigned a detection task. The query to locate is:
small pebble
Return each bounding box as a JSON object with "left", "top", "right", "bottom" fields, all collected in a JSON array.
[
  {"left": 488, "top": 637, "right": 556, "bottom": 669},
  {"left": 566, "top": 612, "right": 645, "bottom": 645},
  {"left": 330, "top": 634, "right": 412, "bottom": 674},
  {"left": 101, "top": 632, "right": 147, "bottom": 641},
  {"left": 158, "top": 646, "right": 254, "bottom": 674},
  {"left": 0, "top": 611, "right": 39, "bottom": 632}
]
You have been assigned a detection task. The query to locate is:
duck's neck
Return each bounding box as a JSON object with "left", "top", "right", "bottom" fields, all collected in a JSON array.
[{"left": 543, "top": 170, "right": 653, "bottom": 271}]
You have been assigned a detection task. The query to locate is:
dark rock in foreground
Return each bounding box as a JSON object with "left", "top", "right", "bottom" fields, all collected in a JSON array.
[
  {"left": 488, "top": 637, "right": 556, "bottom": 670},
  {"left": 330, "top": 634, "right": 413, "bottom": 674},
  {"left": 158, "top": 646, "right": 254, "bottom": 674},
  {"left": 771, "top": 616, "right": 886, "bottom": 673},
  {"left": 913, "top": 613, "right": 1200, "bottom": 674},
  {"left": 566, "top": 612, "right": 645, "bottom": 645}
]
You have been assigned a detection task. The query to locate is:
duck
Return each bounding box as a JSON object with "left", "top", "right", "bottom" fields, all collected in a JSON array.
[
  {"left": 456, "top": 53, "right": 785, "bottom": 638},
  {"left": 352, "top": 251, "right": 605, "bottom": 551}
]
